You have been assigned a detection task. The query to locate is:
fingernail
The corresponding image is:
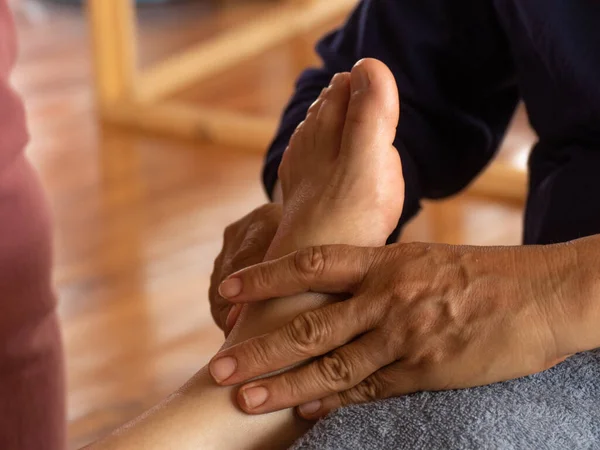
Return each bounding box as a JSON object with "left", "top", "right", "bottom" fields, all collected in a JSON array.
[
  {"left": 219, "top": 278, "right": 242, "bottom": 299},
  {"left": 209, "top": 356, "right": 237, "bottom": 383},
  {"left": 225, "top": 304, "right": 242, "bottom": 330},
  {"left": 298, "top": 400, "right": 322, "bottom": 416},
  {"left": 352, "top": 65, "right": 370, "bottom": 93},
  {"left": 241, "top": 386, "right": 269, "bottom": 410}
]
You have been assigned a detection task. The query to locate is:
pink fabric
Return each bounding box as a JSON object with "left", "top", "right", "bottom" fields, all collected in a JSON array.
[
  {"left": 0, "top": 0, "right": 28, "bottom": 170},
  {"left": 0, "top": 1, "right": 65, "bottom": 449}
]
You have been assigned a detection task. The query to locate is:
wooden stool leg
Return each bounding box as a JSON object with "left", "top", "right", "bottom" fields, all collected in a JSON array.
[{"left": 87, "top": 0, "right": 138, "bottom": 111}]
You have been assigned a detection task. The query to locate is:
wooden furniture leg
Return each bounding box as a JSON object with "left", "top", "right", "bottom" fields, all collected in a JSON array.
[{"left": 87, "top": 0, "right": 138, "bottom": 111}]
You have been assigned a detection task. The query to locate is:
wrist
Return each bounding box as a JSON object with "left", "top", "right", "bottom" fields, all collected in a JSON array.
[
  {"left": 572, "top": 236, "right": 600, "bottom": 351},
  {"left": 546, "top": 237, "right": 600, "bottom": 356}
]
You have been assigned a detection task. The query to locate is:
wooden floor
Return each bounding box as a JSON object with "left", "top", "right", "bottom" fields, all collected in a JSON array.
[{"left": 10, "top": 1, "right": 534, "bottom": 448}]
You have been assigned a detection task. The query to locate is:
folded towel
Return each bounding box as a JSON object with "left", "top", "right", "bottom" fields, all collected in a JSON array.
[{"left": 291, "top": 349, "right": 600, "bottom": 449}]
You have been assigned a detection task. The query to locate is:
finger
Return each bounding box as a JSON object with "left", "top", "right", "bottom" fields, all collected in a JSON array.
[
  {"left": 218, "top": 244, "right": 376, "bottom": 302},
  {"left": 209, "top": 251, "right": 229, "bottom": 332},
  {"left": 297, "top": 364, "right": 422, "bottom": 420},
  {"left": 225, "top": 304, "right": 243, "bottom": 334},
  {"left": 229, "top": 223, "right": 279, "bottom": 274},
  {"left": 209, "top": 296, "right": 375, "bottom": 386},
  {"left": 236, "top": 331, "right": 394, "bottom": 414}
]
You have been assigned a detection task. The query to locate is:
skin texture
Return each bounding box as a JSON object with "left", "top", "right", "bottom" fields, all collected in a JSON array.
[{"left": 213, "top": 236, "right": 600, "bottom": 420}]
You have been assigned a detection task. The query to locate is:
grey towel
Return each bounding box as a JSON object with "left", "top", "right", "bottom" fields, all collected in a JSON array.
[{"left": 291, "top": 349, "right": 600, "bottom": 449}]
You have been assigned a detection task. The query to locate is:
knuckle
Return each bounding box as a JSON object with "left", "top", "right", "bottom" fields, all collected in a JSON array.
[
  {"left": 403, "top": 345, "right": 445, "bottom": 371},
  {"left": 352, "top": 374, "right": 386, "bottom": 403},
  {"left": 418, "top": 347, "right": 446, "bottom": 368},
  {"left": 279, "top": 373, "right": 305, "bottom": 400},
  {"left": 317, "top": 353, "right": 355, "bottom": 390},
  {"left": 247, "top": 263, "right": 274, "bottom": 293},
  {"left": 294, "top": 246, "right": 328, "bottom": 280},
  {"left": 288, "top": 311, "right": 328, "bottom": 352},
  {"left": 246, "top": 339, "right": 271, "bottom": 368}
]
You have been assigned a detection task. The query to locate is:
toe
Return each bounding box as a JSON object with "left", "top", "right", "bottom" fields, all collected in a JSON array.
[
  {"left": 340, "top": 59, "right": 400, "bottom": 167},
  {"left": 315, "top": 72, "right": 351, "bottom": 159},
  {"left": 306, "top": 87, "right": 328, "bottom": 120}
]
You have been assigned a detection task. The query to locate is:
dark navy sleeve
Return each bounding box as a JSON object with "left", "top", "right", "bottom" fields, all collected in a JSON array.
[{"left": 263, "top": 0, "right": 519, "bottom": 241}]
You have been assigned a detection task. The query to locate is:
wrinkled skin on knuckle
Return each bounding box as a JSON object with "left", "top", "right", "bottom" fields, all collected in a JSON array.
[
  {"left": 245, "top": 338, "right": 272, "bottom": 370},
  {"left": 293, "top": 246, "right": 327, "bottom": 281},
  {"left": 247, "top": 261, "right": 274, "bottom": 294},
  {"left": 288, "top": 311, "right": 329, "bottom": 354},
  {"left": 358, "top": 374, "right": 386, "bottom": 402},
  {"left": 411, "top": 347, "right": 447, "bottom": 370},
  {"left": 341, "top": 374, "right": 386, "bottom": 405},
  {"left": 400, "top": 320, "right": 456, "bottom": 374},
  {"left": 317, "top": 353, "right": 354, "bottom": 391},
  {"left": 280, "top": 371, "right": 306, "bottom": 401}
]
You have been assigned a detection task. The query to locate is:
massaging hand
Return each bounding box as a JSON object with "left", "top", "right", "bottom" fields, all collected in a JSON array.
[
  {"left": 211, "top": 242, "right": 578, "bottom": 418},
  {"left": 208, "top": 203, "right": 282, "bottom": 335}
]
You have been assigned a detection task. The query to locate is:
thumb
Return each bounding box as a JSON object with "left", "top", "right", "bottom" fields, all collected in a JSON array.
[{"left": 218, "top": 244, "right": 375, "bottom": 303}]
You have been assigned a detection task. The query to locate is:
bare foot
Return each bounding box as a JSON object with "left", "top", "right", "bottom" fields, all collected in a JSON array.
[
  {"left": 268, "top": 59, "right": 404, "bottom": 258},
  {"left": 224, "top": 58, "right": 404, "bottom": 345}
]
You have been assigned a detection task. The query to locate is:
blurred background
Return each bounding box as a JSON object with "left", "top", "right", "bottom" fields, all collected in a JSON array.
[{"left": 9, "top": 0, "right": 535, "bottom": 447}]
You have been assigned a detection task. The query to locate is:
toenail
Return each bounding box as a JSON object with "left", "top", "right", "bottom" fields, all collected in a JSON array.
[{"left": 352, "top": 65, "right": 370, "bottom": 93}]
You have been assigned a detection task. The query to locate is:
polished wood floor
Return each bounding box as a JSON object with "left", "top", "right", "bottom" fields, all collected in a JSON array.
[{"left": 10, "top": 1, "right": 533, "bottom": 448}]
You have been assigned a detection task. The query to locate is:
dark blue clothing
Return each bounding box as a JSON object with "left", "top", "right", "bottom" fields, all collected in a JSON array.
[{"left": 263, "top": 0, "right": 600, "bottom": 245}]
